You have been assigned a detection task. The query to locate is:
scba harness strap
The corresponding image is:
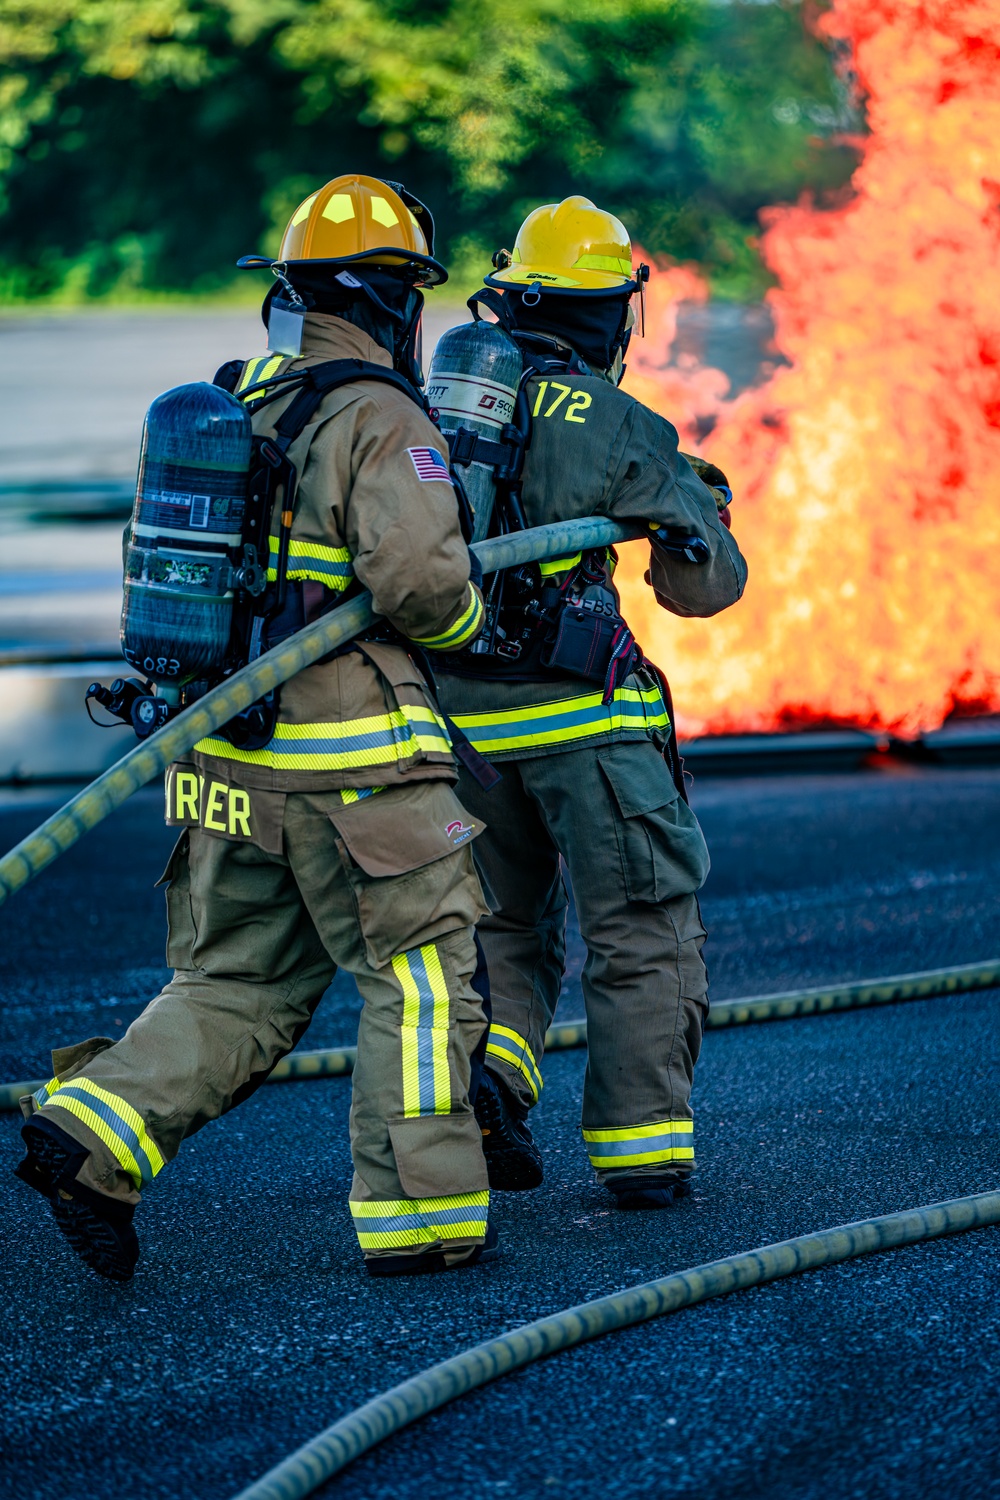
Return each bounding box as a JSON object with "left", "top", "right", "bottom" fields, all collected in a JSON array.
[
  {"left": 221, "top": 355, "right": 476, "bottom": 545},
  {"left": 212, "top": 356, "right": 498, "bottom": 787},
  {"left": 211, "top": 357, "right": 429, "bottom": 748}
]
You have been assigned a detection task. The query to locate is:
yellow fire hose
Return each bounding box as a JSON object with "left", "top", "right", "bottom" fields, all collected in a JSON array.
[
  {"left": 1, "top": 960, "right": 996, "bottom": 1111},
  {"left": 0, "top": 517, "right": 640, "bottom": 909},
  {"left": 231, "top": 1189, "right": 1000, "bottom": 1500},
  {"left": 0, "top": 515, "right": 994, "bottom": 1493}
]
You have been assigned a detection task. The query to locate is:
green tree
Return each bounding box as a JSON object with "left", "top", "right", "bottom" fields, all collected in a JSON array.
[{"left": 0, "top": 0, "right": 858, "bottom": 302}]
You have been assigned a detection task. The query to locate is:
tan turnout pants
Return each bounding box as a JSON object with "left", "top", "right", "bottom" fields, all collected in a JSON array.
[
  {"left": 456, "top": 739, "right": 711, "bottom": 1184},
  {"left": 28, "top": 786, "right": 492, "bottom": 1260}
]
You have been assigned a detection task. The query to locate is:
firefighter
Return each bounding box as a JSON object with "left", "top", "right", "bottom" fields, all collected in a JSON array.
[
  {"left": 15, "top": 175, "right": 497, "bottom": 1281},
  {"left": 435, "top": 196, "right": 748, "bottom": 1209}
]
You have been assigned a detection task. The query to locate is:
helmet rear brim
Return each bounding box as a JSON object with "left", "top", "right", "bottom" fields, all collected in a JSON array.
[{"left": 238, "top": 249, "right": 448, "bottom": 288}]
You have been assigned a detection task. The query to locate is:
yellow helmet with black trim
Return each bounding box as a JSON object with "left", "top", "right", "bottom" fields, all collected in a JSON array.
[
  {"left": 239, "top": 173, "right": 447, "bottom": 286},
  {"left": 486, "top": 196, "right": 638, "bottom": 296}
]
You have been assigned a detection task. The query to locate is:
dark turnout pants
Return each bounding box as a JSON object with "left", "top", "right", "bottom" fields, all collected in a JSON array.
[{"left": 456, "top": 738, "right": 711, "bottom": 1183}]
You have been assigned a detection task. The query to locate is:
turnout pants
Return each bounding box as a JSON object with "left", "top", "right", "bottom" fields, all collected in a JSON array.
[
  {"left": 456, "top": 739, "right": 711, "bottom": 1183},
  {"left": 28, "top": 789, "right": 491, "bottom": 1261}
]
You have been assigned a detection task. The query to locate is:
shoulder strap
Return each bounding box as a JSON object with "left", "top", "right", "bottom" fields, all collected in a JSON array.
[{"left": 267, "top": 359, "right": 427, "bottom": 454}]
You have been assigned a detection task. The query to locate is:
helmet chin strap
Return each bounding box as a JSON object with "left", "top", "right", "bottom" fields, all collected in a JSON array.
[{"left": 271, "top": 262, "right": 307, "bottom": 309}]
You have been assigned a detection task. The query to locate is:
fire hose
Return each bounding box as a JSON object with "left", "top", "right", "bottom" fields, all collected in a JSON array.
[
  {"left": 0, "top": 512, "right": 995, "bottom": 1110},
  {"left": 1, "top": 958, "right": 997, "bottom": 1110},
  {"left": 0, "top": 517, "right": 642, "bottom": 910},
  {"left": 0, "top": 518, "right": 995, "bottom": 1492},
  {"left": 231, "top": 1189, "right": 1000, "bottom": 1500}
]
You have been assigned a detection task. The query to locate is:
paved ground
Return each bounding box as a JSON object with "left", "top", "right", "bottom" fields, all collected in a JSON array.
[{"left": 1, "top": 764, "right": 998, "bottom": 1499}]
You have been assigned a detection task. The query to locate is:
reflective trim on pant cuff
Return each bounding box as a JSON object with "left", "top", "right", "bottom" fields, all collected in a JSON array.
[
  {"left": 32, "top": 1075, "right": 60, "bottom": 1109},
  {"left": 42, "top": 1079, "right": 165, "bottom": 1188},
  {"left": 485, "top": 1024, "right": 543, "bottom": 1102},
  {"left": 350, "top": 1191, "right": 489, "bottom": 1251},
  {"left": 582, "top": 1120, "right": 694, "bottom": 1170}
]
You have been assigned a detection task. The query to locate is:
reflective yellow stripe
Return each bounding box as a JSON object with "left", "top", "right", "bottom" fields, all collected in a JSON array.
[
  {"left": 236, "top": 354, "right": 284, "bottom": 401},
  {"left": 411, "top": 585, "right": 485, "bottom": 651},
  {"left": 397, "top": 951, "right": 423, "bottom": 1117},
  {"left": 582, "top": 1120, "right": 694, "bottom": 1169},
  {"left": 425, "top": 946, "right": 452, "bottom": 1114},
  {"left": 33, "top": 1075, "right": 60, "bottom": 1108},
  {"left": 451, "top": 684, "right": 669, "bottom": 755},
  {"left": 485, "top": 1024, "right": 543, "bottom": 1102},
  {"left": 339, "top": 786, "right": 384, "bottom": 804},
  {"left": 393, "top": 943, "right": 452, "bottom": 1117},
  {"left": 265, "top": 536, "right": 354, "bottom": 588},
  {"left": 573, "top": 252, "right": 633, "bottom": 276},
  {"left": 350, "top": 1191, "right": 489, "bottom": 1251},
  {"left": 538, "top": 552, "right": 582, "bottom": 578},
  {"left": 194, "top": 704, "right": 453, "bottom": 770},
  {"left": 44, "top": 1078, "right": 165, "bottom": 1188}
]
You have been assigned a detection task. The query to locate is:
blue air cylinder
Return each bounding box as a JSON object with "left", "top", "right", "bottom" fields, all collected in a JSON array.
[
  {"left": 121, "top": 383, "right": 252, "bottom": 685},
  {"left": 425, "top": 321, "right": 522, "bottom": 543}
]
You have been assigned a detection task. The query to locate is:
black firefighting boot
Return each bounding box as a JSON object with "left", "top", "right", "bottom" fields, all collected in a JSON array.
[
  {"left": 14, "top": 1114, "right": 139, "bottom": 1283},
  {"left": 365, "top": 1220, "right": 500, "bottom": 1278},
  {"left": 474, "top": 1068, "right": 543, "bottom": 1191},
  {"left": 606, "top": 1174, "right": 693, "bottom": 1211}
]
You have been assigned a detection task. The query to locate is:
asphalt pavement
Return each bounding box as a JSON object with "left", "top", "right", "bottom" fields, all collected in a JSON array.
[{"left": 1, "top": 764, "right": 998, "bottom": 1499}]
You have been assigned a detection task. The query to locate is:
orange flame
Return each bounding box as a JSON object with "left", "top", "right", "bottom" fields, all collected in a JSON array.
[{"left": 620, "top": 0, "right": 1000, "bottom": 738}]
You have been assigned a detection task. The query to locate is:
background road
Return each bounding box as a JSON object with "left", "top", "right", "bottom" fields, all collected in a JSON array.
[{"left": 1, "top": 763, "right": 998, "bottom": 1499}]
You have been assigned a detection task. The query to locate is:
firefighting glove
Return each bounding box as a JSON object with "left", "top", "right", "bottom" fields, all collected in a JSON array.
[
  {"left": 468, "top": 547, "right": 484, "bottom": 590},
  {"left": 682, "top": 452, "right": 733, "bottom": 529}
]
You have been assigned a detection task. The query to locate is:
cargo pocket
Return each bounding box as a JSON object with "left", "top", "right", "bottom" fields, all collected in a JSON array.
[
  {"left": 347, "top": 846, "right": 487, "bottom": 969},
  {"left": 598, "top": 743, "right": 710, "bottom": 903},
  {"left": 323, "top": 782, "right": 489, "bottom": 969},
  {"left": 156, "top": 829, "right": 198, "bottom": 971},
  {"left": 388, "top": 1112, "right": 489, "bottom": 1198},
  {"left": 670, "top": 892, "right": 709, "bottom": 1010}
]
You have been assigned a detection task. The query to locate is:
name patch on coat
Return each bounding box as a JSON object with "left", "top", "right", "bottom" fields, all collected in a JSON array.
[{"left": 407, "top": 447, "right": 452, "bottom": 484}]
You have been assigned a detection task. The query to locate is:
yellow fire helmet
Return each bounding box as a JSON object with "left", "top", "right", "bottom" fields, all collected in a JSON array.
[
  {"left": 485, "top": 195, "right": 645, "bottom": 298},
  {"left": 238, "top": 174, "right": 447, "bottom": 286}
]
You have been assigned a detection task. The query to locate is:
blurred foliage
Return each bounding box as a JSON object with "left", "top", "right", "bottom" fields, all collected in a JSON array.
[{"left": 0, "top": 0, "right": 859, "bottom": 303}]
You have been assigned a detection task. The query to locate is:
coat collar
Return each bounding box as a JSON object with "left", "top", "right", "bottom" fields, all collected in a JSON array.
[{"left": 298, "top": 313, "right": 393, "bottom": 368}]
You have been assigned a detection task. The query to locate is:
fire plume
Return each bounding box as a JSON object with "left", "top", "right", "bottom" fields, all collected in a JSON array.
[{"left": 621, "top": 0, "right": 1000, "bottom": 737}]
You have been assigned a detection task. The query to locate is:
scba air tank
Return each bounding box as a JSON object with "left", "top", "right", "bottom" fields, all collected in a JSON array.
[
  {"left": 425, "top": 321, "right": 522, "bottom": 542},
  {"left": 121, "top": 383, "right": 252, "bottom": 686}
]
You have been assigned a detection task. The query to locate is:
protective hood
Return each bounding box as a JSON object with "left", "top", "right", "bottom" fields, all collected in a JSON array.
[
  {"left": 262, "top": 265, "right": 426, "bottom": 386},
  {"left": 503, "top": 289, "right": 634, "bottom": 377}
]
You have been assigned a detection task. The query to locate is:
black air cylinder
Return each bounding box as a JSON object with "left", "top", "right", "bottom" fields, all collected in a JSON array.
[{"left": 121, "top": 382, "right": 252, "bottom": 685}]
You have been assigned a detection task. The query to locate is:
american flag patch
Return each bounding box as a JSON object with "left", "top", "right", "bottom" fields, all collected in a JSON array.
[{"left": 407, "top": 446, "right": 452, "bottom": 484}]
